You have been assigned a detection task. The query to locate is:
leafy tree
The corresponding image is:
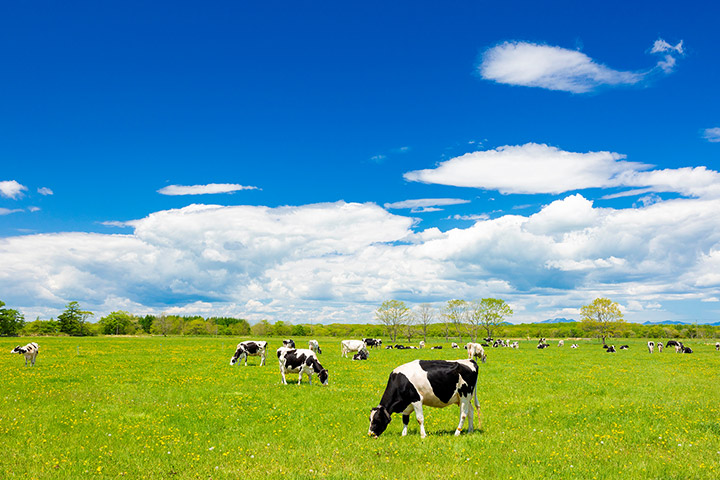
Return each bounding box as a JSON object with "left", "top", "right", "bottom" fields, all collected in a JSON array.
[
  {"left": 99, "top": 311, "right": 135, "bottom": 335},
  {"left": 139, "top": 315, "right": 155, "bottom": 334},
  {"left": 273, "top": 321, "right": 291, "bottom": 337},
  {"left": 57, "top": 301, "right": 93, "bottom": 336},
  {"left": 443, "top": 299, "right": 469, "bottom": 343},
  {"left": 414, "top": 304, "right": 435, "bottom": 342},
  {"left": 291, "top": 324, "right": 308, "bottom": 336},
  {"left": 251, "top": 319, "right": 271, "bottom": 336},
  {"left": 185, "top": 319, "right": 209, "bottom": 335},
  {"left": 0, "top": 300, "right": 25, "bottom": 336},
  {"left": 23, "top": 318, "right": 60, "bottom": 335},
  {"left": 151, "top": 314, "right": 172, "bottom": 336},
  {"left": 580, "top": 297, "right": 624, "bottom": 345},
  {"left": 375, "top": 300, "right": 410, "bottom": 343},
  {"left": 472, "top": 298, "right": 513, "bottom": 341}
]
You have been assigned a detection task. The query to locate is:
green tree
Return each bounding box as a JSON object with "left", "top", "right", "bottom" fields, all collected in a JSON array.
[
  {"left": 472, "top": 298, "right": 513, "bottom": 341},
  {"left": 57, "top": 301, "right": 93, "bottom": 336},
  {"left": 580, "top": 297, "right": 624, "bottom": 345},
  {"left": 185, "top": 319, "right": 209, "bottom": 335},
  {"left": 139, "top": 315, "right": 155, "bottom": 334},
  {"left": 0, "top": 300, "right": 25, "bottom": 336},
  {"left": 99, "top": 311, "right": 135, "bottom": 335},
  {"left": 251, "top": 319, "right": 272, "bottom": 336},
  {"left": 375, "top": 300, "right": 410, "bottom": 343}
]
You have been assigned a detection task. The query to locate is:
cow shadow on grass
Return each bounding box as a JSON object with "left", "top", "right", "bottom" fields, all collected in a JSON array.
[{"left": 387, "top": 429, "right": 485, "bottom": 437}]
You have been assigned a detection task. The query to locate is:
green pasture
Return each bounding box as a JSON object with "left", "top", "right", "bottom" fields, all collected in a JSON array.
[{"left": 1, "top": 336, "right": 719, "bottom": 479}]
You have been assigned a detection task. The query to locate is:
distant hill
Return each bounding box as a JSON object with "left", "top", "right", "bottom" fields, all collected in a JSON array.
[
  {"left": 540, "top": 318, "right": 576, "bottom": 324},
  {"left": 642, "top": 320, "right": 691, "bottom": 326}
]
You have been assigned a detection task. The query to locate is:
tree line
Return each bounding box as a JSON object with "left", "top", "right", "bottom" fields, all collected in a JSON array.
[{"left": 1, "top": 298, "right": 718, "bottom": 340}]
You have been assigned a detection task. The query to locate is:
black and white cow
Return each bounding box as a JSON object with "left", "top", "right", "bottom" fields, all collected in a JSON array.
[
  {"left": 282, "top": 339, "right": 296, "bottom": 348},
  {"left": 537, "top": 343, "right": 549, "bottom": 349},
  {"left": 353, "top": 349, "right": 369, "bottom": 361},
  {"left": 10, "top": 342, "right": 39, "bottom": 366},
  {"left": 716, "top": 342, "right": 719, "bottom": 351},
  {"left": 451, "top": 343, "right": 459, "bottom": 349},
  {"left": 648, "top": 341, "right": 655, "bottom": 354},
  {"left": 682, "top": 345, "right": 693, "bottom": 354},
  {"left": 308, "top": 339, "right": 322, "bottom": 354},
  {"left": 606, "top": 345, "right": 616, "bottom": 353},
  {"left": 666, "top": 340, "right": 680, "bottom": 349},
  {"left": 619, "top": 345, "right": 629, "bottom": 350},
  {"left": 368, "top": 359, "right": 480, "bottom": 439},
  {"left": 341, "top": 340, "right": 368, "bottom": 358},
  {"left": 675, "top": 342, "right": 684, "bottom": 353},
  {"left": 419, "top": 341, "right": 425, "bottom": 349},
  {"left": 658, "top": 342, "right": 664, "bottom": 352},
  {"left": 364, "top": 338, "right": 382, "bottom": 348},
  {"left": 431, "top": 346, "right": 443, "bottom": 350},
  {"left": 570, "top": 344, "right": 579, "bottom": 349},
  {"left": 276, "top": 347, "right": 329, "bottom": 385},
  {"left": 230, "top": 341, "right": 268, "bottom": 366},
  {"left": 465, "top": 343, "right": 487, "bottom": 363}
]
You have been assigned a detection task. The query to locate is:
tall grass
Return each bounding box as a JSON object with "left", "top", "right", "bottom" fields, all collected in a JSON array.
[{"left": 1, "top": 336, "right": 718, "bottom": 479}]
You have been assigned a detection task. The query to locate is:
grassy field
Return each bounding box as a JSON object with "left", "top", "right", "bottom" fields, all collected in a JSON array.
[{"left": 1, "top": 336, "right": 719, "bottom": 479}]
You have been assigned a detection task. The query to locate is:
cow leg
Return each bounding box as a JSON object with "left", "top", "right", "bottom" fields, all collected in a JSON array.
[
  {"left": 456, "top": 398, "right": 470, "bottom": 436},
  {"left": 411, "top": 401, "right": 426, "bottom": 438},
  {"left": 297, "top": 369, "right": 303, "bottom": 385},
  {"left": 260, "top": 354, "right": 265, "bottom": 367},
  {"left": 281, "top": 368, "right": 288, "bottom": 385},
  {"left": 401, "top": 414, "right": 411, "bottom": 436}
]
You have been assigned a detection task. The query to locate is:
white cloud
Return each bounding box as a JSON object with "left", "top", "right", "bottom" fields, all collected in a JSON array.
[
  {"left": 157, "top": 183, "right": 259, "bottom": 196},
  {"left": 100, "top": 221, "right": 132, "bottom": 228},
  {"left": 384, "top": 198, "right": 470, "bottom": 213},
  {"left": 4, "top": 195, "right": 720, "bottom": 324},
  {"left": 0, "top": 180, "right": 27, "bottom": 199},
  {"left": 0, "top": 208, "right": 23, "bottom": 215},
  {"left": 28, "top": 206, "right": 41, "bottom": 212},
  {"left": 405, "top": 143, "right": 720, "bottom": 199},
  {"left": 479, "top": 41, "right": 643, "bottom": 93},
  {"left": 448, "top": 214, "right": 490, "bottom": 221},
  {"left": 37, "top": 187, "right": 53, "bottom": 196},
  {"left": 651, "top": 39, "right": 684, "bottom": 55},
  {"left": 702, "top": 127, "right": 720, "bottom": 143}
]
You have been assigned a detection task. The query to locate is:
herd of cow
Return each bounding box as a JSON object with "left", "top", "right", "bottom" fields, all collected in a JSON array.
[{"left": 10, "top": 337, "right": 720, "bottom": 438}]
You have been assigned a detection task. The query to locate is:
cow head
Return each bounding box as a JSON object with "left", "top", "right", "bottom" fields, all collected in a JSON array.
[
  {"left": 318, "top": 368, "right": 329, "bottom": 385},
  {"left": 368, "top": 406, "right": 392, "bottom": 438},
  {"left": 230, "top": 346, "right": 247, "bottom": 366}
]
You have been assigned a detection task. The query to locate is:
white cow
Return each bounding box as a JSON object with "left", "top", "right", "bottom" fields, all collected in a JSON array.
[
  {"left": 647, "top": 341, "right": 655, "bottom": 354},
  {"left": 558, "top": 340, "right": 565, "bottom": 347},
  {"left": 10, "top": 342, "right": 39, "bottom": 366},
  {"left": 341, "top": 340, "right": 368, "bottom": 358},
  {"left": 308, "top": 339, "right": 322, "bottom": 354},
  {"left": 451, "top": 343, "right": 459, "bottom": 349},
  {"left": 465, "top": 343, "right": 487, "bottom": 363},
  {"left": 419, "top": 341, "right": 425, "bottom": 349}
]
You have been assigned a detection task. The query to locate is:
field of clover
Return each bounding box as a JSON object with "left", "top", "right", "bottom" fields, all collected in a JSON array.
[{"left": 2, "top": 336, "right": 719, "bottom": 479}]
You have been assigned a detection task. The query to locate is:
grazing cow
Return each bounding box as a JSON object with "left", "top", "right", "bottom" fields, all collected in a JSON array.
[
  {"left": 682, "top": 345, "right": 693, "bottom": 354},
  {"left": 10, "top": 342, "right": 39, "bottom": 366},
  {"left": 465, "top": 343, "right": 487, "bottom": 363},
  {"left": 276, "top": 347, "right": 329, "bottom": 385},
  {"left": 341, "top": 340, "right": 368, "bottom": 358},
  {"left": 666, "top": 340, "right": 680, "bottom": 348},
  {"left": 364, "top": 338, "right": 382, "bottom": 348},
  {"left": 606, "top": 345, "right": 616, "bottom": 353},
  {"left": 368, "top": 359, "right": 480, "bottom": 438},
  {"left": 431, "top": 346, "right": 442, "bottom": 350},
  {"left": 558, "top": 340, "right": 565, "bottom": 347},
  {"left": 481, "top": 343, "right": 489, "bottom": 347},
  {"left": 394, "top": 344, "right": 407, "bottom": 350},
  {"left": 353, "top": 349, "right": 369, "bottom": 361},
  {"left": 716, "top": 342, "right": 719, "bottom": 351},
  {"left": 230, "top": 341, "right": 268, "bottom": 366},
  {"left": 483, "top": 337, "right": 493, "bottom": 343},
  {"left": 451, "top": 343, "right": 459, "bottom": 349},
  {"left": 537, "top": 343, "right": 549, "bottom": 349},
  {"left": 538, "top": 338, "right": 546, "bottom": 345},
  {"left": 308, "top": 339, "right": 322, "bottom": 354},
  {"left": 283, "top": 339, "right": 296, "bottom": 348},
  {"left": 658, "top": 342, "right": 664, "bottom": 353},
  {"left": 510, "top": 342, "right": 519, "bottom": 349},
  {"left": 675, "top": 342, "right": 683, "bottom": 353},
  {"left": 648, "top": 341, "right": 655, "bottom": 354},
  {"left": 419, "top": 341, "right": 425, "bottom": 349},
  {"left": 570, "top": 344, "right": 579, "bottom": 349},
  {"left": 619, "top": 345, "right": 629, "bottom": 350},
  {"left": 385, "top": 345, "right": 394, "bottom": 349}
]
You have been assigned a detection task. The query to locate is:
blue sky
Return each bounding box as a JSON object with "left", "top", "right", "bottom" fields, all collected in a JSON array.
[{"left": 2, "top": 0, "right": 720, "bottom": 324}]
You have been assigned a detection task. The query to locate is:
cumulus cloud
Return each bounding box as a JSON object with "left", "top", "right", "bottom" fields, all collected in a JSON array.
[
  {"left": 405, "top": 143, "right": 720, "bottom": 199},
  {"left": 157, "top": 183, "right": 258, "bottom": 196},
  {"left": 479, "top": 41, "right": 643, "bottom": 93},
  {"left": 37, "top": 187, "right": 53, "bottom": 196},
  {"left": 0, "top": 180, "right": 27, "bottom": 199},
  {"left": 702, "top": 127, "right": 720, "bottom": 143},
  {"left": 384, "top": 198, "right": 470, "bottom": 213},
  {"left": 479, "top": 39, "right": 684, "bottom": 93},
  {"left": 3, "top": 194, "right": 720, "bottom": 323}
]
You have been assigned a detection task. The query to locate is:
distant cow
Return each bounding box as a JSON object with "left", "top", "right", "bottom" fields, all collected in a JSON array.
[
  {"left": 465, "top": 343, "right": 487, "bottom": 363},
  {"left": 276, "top": 347, "right": 329, "bottom": 385},
  {"left": 308, "top": 339, "right": 322, "bottom": 354},
  {"left": 10, "top": 342, "right": 39, "bottom": 366},
  {"left": 419, "top": 341, "right": 425, "bottom": 349},
  {"left": 364, "top": 338, "right": 382, "bottom": 348},
  {"left": 230, "top": 341, "right": 268, "bottom": 366},
  {"left": 451, "top": 343, "right": 459, "bottom": 349},
  {"left": 666, "top": 340, "right": 680, "bottom": 348},
  {"left": 675, "top": 342, "right": 683, "bottom": 353},
  {"left": 385, "top": 345, "right": 394, "bottom": 349},
  {"left": 658, "top": 342, "right": 664, "bottom": 352},
  {"left": 282, "top": 339, "right": 296, "bottom": 348},
  {"left": 619, "top": 345, "right": 629, "bottom": 350},
  {"left": 716, "top": 342, "right": 719, "bottom": 351},
  {"left": 570, "top": 344, "right": 579, "bottom": 349},
  {"left": 368, "top": 359, "right": 480, "bottom": 438},
  {"left": 648, "top": 341, "right": 655, "bottom": 354},
  {"left": 431, "top": 346, "right": 442, "bottom": 350},
  {"left": 606, "top": 345, "right": 616, "bottom": 353},
  {"left": 682, "top": 345, "right": 693, "bottom": 354},
  {"left": 483, "top": 337, "right": 493, "bottom": 343},
  {"left": 353, "top": 349, "right": 369, "bottom": 361},
  {"left": 510, "top": 342, "right": 519, "bottom": 349},
  {"left": 341, "top": 340, "right": 368, "bottom": 358},
  {"left": 537, "top": 343, "right": 548, "bottom": 349},
  {"left": 558, "top": 340, "right": 565, "bottom": 347}
]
